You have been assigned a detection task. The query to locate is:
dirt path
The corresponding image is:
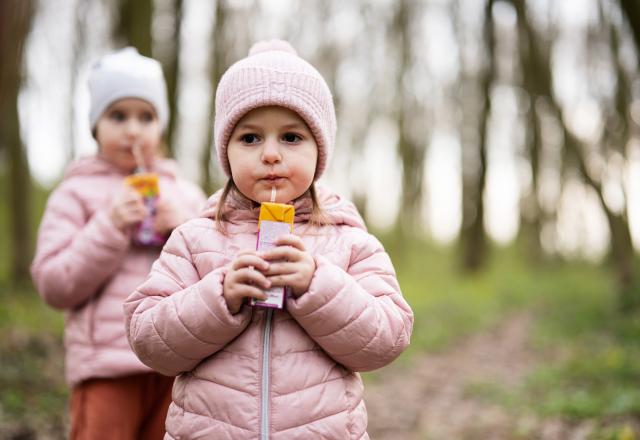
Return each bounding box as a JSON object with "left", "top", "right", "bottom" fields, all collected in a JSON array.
[{"left": 363, "top": 313, "right": 600, "bottom": 440}]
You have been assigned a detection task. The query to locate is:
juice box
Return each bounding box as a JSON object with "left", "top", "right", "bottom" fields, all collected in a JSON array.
[
  {"left": 124, "top": 172, "right": 166, "bottom": 247},
  {"left": 250, "top": 202, "right": 295, "bottom": 309}
]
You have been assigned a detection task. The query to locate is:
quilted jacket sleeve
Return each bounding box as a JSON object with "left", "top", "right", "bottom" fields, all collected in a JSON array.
[
  {"left": 31, "top": 184, "right": 130, "bottom": 310},
  {"left": 123, "top": 225, "right": 252, "bottom": 376},
  {"left": 287, "top": 231, "right": 413, "bottom": 372}
]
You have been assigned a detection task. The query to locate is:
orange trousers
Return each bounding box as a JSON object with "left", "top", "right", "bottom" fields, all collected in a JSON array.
[{"left": 69, "top": 373, "right": 174, "bottom": 440}]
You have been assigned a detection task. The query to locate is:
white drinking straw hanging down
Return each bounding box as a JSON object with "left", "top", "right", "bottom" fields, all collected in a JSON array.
[
  {"left": 132, "top": 143, "right": 146, "bottom": 173},
  {"left": 270, "top": 186, "right": 276, "bottom": 202}
]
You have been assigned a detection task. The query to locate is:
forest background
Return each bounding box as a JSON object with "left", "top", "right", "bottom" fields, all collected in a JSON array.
[{"left": 2, "top": 0, "right": 640, "bottom": 438}]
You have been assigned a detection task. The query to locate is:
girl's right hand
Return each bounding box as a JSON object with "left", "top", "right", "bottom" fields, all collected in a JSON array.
[
  {"left": 109, "top": 186, "right": 147, "bottom": 232},
  {"left": 223, "top": 251, "right": 271, "bottom": 314}
]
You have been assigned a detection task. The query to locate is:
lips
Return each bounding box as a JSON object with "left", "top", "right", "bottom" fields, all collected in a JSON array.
[{"left": 262, "top": 175, "right": 285, "bottom": 183}]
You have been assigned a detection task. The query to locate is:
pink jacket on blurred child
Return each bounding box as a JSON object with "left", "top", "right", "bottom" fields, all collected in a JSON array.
[
  {"left": 31, "top": 156, "right": 206, "bottom": 386},
  {"left": 124, "top": 187, "right": 414, "bottom": 439}
]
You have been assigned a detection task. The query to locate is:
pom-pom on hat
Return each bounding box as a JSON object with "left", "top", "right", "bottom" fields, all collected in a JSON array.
[
  {"left": 88, "top": 47, "right": 169, "bottom": 132},
  {"left": 214, "top": 39, "right": 336, "bottom": 180}
]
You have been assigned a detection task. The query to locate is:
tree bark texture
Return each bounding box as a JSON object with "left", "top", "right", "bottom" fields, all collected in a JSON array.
[
  {"left": 201, "top": 0, "right": 228, "bottom": 194},
  {"left": 0, "top": 0, "right": 35, "bottom": 283},
  {"left": 114, "top": 0, "right": 153, "bottom": 56},
  {"left": 393, "top": 0, "right": 427, "bottom": 238},
  {"left": 458, "top": 0, "right": 493, "bottom": 272}
]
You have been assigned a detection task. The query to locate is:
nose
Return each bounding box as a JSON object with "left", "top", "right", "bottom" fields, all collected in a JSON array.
[
  {"left": 261, "top": 138, "right": 282, "bottom": 164},
  {"left": 125, "top": 118, "right": 142, "bottom": 137}
]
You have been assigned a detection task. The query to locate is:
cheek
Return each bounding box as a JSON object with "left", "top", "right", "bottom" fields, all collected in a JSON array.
[
  {"left": 228, "top": 148, "right": 254, "bottom": 178},
  {"left": 144, "top": 132, "right": 162, "bottom": 152},
  {"left": 231, "top": 165, "right": 252, "bottom": 185},
  {"left": 296, "top": 152, "right": 317, "bottom": 181},
  {"left": 144, "top": 142, "right": 159, "bottom": 156}
]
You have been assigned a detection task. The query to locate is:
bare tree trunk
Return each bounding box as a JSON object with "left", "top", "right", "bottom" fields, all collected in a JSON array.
[
  {"left": 0, "top": 0, "right": 35, "bottom": 283},
  {"left": 114, "top": 0, "right": 153, "bottom": 56},
  {"left": 457, "top": 0, "right": 493, "bottom": 272},
  {"left": 201, "top": 0, "right": 227, "bottom": 193},
  {"left": 564, "top": 127, "right": 636, "bottom": 308},
  {"left": 619, "top": 0, "right": 640, "bottom": 56},
  {"left": 514, "top": 0, "right": 547, "bottom": 261},
  {"left": 162, "top": 0, "right": 183, "bottom": 156},
  {"left": 68, "top": 0, "right": 90, "bottom": 163},
  {"left": 518, "top": 97, "right": 543, "bottom": 261},
  {"left": 392, "top": 0, "right": 426, "bottom": 238}
]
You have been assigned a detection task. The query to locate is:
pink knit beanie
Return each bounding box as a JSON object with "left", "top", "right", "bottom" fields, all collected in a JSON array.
[{"left": 214, "top": 39, "right": 336, "bottom": 180}]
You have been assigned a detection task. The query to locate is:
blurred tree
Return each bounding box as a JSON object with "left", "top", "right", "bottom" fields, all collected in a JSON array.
[
  {"left": 68, "top": 0, "right": 91, "bottom": 162},
  {"left": 392, "top": 0, "right": 427, "bottom": 238},
  {"left": 456, "top": 0, "right": 493, "bottom": 272},
  {"left": 342, "top": 2, "right": 379, "bottom": 218},
  {"left": 162, "top": 0, "right": 182, "bottom": 156},
  {"left": 513, "top": 0, "right": 547, "bottom": 261},
  {"left": 597, "top": 1, "right": 637, "bottom": 309},
  {"left": 114, "top": 0, "right": 182, "bottom": 156},
  {"left": 0, "top": 0, "right": 35, "bottom": 283},
  {"left": 511, "top": 0, "right": 638, "bottom": 310},
  {"left": 619, "top": 0, "right": 640, "bottom": 56},
  {"left": 113, "top": 0, "right": 153, "bottom": 56},
  {"left": 201, "top": 0, "right": 228, "bottom": 193}
]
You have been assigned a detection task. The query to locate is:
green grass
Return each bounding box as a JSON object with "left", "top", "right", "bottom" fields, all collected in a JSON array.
[
  {"left": 381, "top": 235, "right": 536, "bottom": 356},
  {"left": 521, "top": 282, "right": 640, "bottom": 421},
  {"left": 379, "top": 232, "right": 640, "bottom": 435},
  {"left": 0, "top": 172, "right": 50, "bottom": 281},
  {"left": 0, "top": 283, "right": 67, "bottom": 438},
  {"left": 445, "top": 244, "right": 640, "bottom": 433}
]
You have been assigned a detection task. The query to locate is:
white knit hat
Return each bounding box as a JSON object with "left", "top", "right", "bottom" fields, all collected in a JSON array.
[
  {"left": 88, "top": 47, "right": 169, "bottom": 131},
  {"left": 214, "top": 40, "right": 336, "bottom": 180}
]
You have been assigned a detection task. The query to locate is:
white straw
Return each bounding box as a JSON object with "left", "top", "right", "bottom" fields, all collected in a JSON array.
[
  {"left": 132, "top": 143, "right": 146, "bottom": 172},
  {"left": 270, "top": 186, "right": 276, "bottom": 202}
]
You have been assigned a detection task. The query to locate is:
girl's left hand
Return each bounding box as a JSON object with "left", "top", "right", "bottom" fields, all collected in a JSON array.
[
  {"left": 261, "top": 234, "right": 316, "bottom": 298},
  {"left": 154, "top": 198, "right": 189, "bottom": 235}
]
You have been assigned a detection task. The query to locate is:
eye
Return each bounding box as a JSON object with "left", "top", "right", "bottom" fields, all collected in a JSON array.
[
  {"left": 140, "top": 111, "right": 155, "bottom": 123},
  {"left": 241, "top": 134, "right": 260, "bottom": 144},
  {"left": 109, "top": 110, "right": 126, "bottom": 122},
  {"left": 282, "top": 133, "right": 302, "bottom": 144}
]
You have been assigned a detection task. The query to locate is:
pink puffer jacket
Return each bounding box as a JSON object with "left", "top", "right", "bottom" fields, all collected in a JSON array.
[
  {"left": 31, "top": 155, "right": 206, "bottom": 386},
  {"left": 124, "top": 187, "right": 414, "bottom": 439}
]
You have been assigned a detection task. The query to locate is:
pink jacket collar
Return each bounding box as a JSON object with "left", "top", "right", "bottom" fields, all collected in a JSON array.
[
  {"left": 63, "top": 155, "right": 179, "bottom": 180},
  {"left": 200, "top": 185, "right": 367, "bottom": 231}
]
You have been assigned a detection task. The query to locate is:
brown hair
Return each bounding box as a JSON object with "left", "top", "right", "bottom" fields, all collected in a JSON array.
[{"left": 214, "top": 180, "right": 330, "bottom": 234}]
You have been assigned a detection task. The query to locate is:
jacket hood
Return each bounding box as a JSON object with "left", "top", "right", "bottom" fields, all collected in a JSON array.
[
  {"left": 63, "top": 155, "right": 179, "bottom": 180},
  {"left": 201, "top": 184, "right": 367, "bottom": 231}
]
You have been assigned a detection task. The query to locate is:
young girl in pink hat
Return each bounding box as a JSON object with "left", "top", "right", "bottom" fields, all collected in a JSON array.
[
  {"left": 31, "top": 47, "right": 206, "bottom": 439},
  {"left": 124, "top": 40, "right": 413, "bottom": 439}
]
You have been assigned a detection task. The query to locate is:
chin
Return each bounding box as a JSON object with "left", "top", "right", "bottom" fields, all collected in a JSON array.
[{"left": 118, "top": 163, "right": 137, "bottom": 174}]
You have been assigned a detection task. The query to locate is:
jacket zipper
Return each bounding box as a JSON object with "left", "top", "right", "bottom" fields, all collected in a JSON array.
[{"left": 260, "top": 308, "right": 273, "bottom": 440}]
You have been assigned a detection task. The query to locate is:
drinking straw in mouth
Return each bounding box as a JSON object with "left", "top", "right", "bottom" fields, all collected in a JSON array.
[
  {"left": 132, "top": 143, "right": 146, "bottom": 172},
  {"left": 270, "top": 186, "right": 276, "bottom": 202}
]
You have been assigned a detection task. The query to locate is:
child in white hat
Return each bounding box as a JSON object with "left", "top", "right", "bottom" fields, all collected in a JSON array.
[{"left": 31, "top": 47, "right": 206, "bottom": 439}]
